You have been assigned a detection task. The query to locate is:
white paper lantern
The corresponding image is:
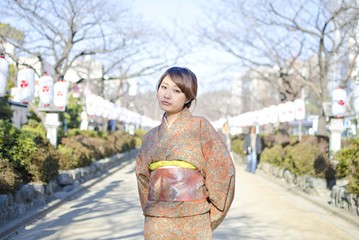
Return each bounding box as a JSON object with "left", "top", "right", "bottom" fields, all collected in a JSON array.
[
  {"left": 17, "top": 68, "right": 35, "bottom": 103},
  {"left": 0, "top": 55, "right": 9, "bottom": 97},
  {"left": 246, "top": 112, "right": 254, "bottom": 127},
  {"left": 252, "top": 110, "right": 260, "bottom": 125},
  {"left": 111, "top": 106, "right": 120, "bottom": 120},
  {"left": 95, "top": 96, "right": 104, "bottom": 117},
  {"left": 53, "top": 80, "right": 68, "bottom": 110},
  {"left": 102, "top": 100, "right": 113, "bottom": 119},
  {"left": 261, "top": 107, "right": 270, "bottom": 125},
  {"left": 38, "top": 74, "right": 54, "bottom": 107},
  {"left": 232, "top": 113, "right": 245, "bottom": 127},
  {"left": 118, "top": 107, "right": 128, "bottom": 122},
  {"left": 109, "top": 104, "right": 119, "bottom": 120},
  {"left": 86, "top": 94, "right": 97, "bottom": 116},
  {"left": 331, "top": 88, "right": 347, "bottom": 117},
  {"left": 285, "top": 101, "right": 295, "bottom": 122},
  {"left": 278, "top": 103, "right": 287, "bottom": 122},
  {"left": 294, "top": 98, "right": 306, "bottom": 121},
  {"left": 268, "top": 105, "right": 279, "bottom": 124},
  {"left": 243, "top": 112, "right": 251, "bottom": 126}
]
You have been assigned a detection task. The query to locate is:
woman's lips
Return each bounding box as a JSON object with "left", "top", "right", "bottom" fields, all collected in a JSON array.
[{"left": 161, "top": 101, "right": 171, "bottom": 106}]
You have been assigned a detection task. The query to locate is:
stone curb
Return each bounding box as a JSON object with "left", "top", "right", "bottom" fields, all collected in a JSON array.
[
  {"left": 0, "top": 155, "right": 135, "bottom": 240},
  {"left": 257, "top": 169, "right": 359, "bottom": 229}
]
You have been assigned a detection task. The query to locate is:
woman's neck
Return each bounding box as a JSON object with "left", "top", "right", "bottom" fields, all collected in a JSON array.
[{"left": 165, "top": 111, "right": 181, "bottom": 128}]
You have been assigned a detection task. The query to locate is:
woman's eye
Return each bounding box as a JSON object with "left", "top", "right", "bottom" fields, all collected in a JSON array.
[
  {"left": 174, "top": 89, "right": 181, "bottom": 93},
  {"left": 161, "top": 85, "right": 167, "bottom": 89}
]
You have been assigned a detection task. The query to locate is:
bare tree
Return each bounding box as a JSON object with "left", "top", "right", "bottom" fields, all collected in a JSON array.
[
  {"left": 0, "top": 0, "right": 185, "bottom": 95},
  {"left": 198, "top": 0, "right": 359, "bottom": 136}
]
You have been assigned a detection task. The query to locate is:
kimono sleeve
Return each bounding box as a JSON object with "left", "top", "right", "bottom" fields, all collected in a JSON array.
[
  {"left": 135, "top": 147, "right": 150, "bottom": 210},
  {"left": 200, "top": 118, "right": 235, "bottom": 231}
]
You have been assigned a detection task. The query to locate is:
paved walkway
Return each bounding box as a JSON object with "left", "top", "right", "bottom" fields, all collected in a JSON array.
[{"left": 4, "top": 159, "right": 359, "bottom": 240}]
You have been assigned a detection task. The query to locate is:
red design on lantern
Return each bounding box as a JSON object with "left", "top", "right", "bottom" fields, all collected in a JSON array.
[
  {"left": 337, "top": 100, "right": 345, "bottom": 106},
  {"left": 20, "top": 80, "right": 28, "bottom": 88},
  {"left": 57, "top": 91, "right": 63, "bottom": 96},
  {"left": 42, "top": 86, "right": 49, "bottom": 93}
]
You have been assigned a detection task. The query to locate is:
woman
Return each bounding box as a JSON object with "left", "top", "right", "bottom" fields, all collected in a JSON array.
[{"left": 136, "top": 66, "right": 235, "bottom": 239}]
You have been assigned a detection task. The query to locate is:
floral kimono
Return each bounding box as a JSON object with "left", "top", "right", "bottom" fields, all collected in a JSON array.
[{"left": 136, "top": 108, "right": 235, "bottom": 239}]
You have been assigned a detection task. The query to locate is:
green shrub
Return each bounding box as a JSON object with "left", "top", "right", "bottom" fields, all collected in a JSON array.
[
  {"left": 106, "top": 131, "right": 128, "bottom": 154},
  {"left": 57, "top": 145, "right": 73, "bottom": 170},
  {"left": 335, "top": 138, "right": 359, "bottom": 194},
  {"left": 273, "top": 128, "right": 290, "bottom": 146},
  {"left": 0, "top": 158, "right": 22, "bottom": 193},
  {"left": 134, "top": 129, "right": 147, "bottom": 147},
  {"left": 74, "top": 136, "right": 109, "bottom": 160},
  {"left": 261, "top": 134, "right": 275, "bottom": 148},
  {"left": 27, "top": 136, "right": 60, "bottom": 183},
  {"left": 283, "top": 142, "right": 316, "bottom": 175},
  {"left": 0, "top": 117, "right": 139, "bottom": 193},
  {"left": 121, "top": 138, "right": 136, "bottom": 152},
  {"left": 58, "top": 138, "right": 93, "bottom": 170},
  {"left": 21, "top": 119, "right": 46, "bottom": 138},
  {"left": 0, "top": 98, "right": 13, "bottom": 121},
  {"left": 231, "top": 135, "right": 245, "bottom": 157},
  {"left": 60, "top": 94, "right": 83, "bottom": 129},
  {"left": 0, "top": 120, "right": 20, "bottom": 161},
  {"left": 134, "top": 129, "right": 147, "bottom": 140},
  {"left": 66, "top": 128, "right": 106, "bottom": 138},
  {"left": 335, "top": 148, "right": 352, "bottom": 178},
  {"left": 260, "top": 144, "right": 283, "bottom": 166},
  {"left": 11, "top": 131, "right": 37, "bottom": 167},
  {"left": 14, "top": 130, "right": 59, "bottom": 183}
]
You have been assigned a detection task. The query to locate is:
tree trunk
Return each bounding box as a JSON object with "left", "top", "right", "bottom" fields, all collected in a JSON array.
[{"left": 316, "top": 114, "right": 329, "bottom": 137}]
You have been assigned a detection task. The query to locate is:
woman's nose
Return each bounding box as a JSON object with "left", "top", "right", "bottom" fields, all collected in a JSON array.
[{"left": 164, "top": 91, "right": 170, "bottom": 99}]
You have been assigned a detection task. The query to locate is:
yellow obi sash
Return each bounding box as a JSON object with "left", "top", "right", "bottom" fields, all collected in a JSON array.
[{"left": 149, "top": 160, "right": 196, "bottom": 171}]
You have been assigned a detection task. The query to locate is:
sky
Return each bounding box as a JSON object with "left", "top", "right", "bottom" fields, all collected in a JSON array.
[
  {"left": 132, "top": 0, "right": 203, "bottom": 25},
  {"left": 131, "top": 0, "right": 238, "bottom": 94}
]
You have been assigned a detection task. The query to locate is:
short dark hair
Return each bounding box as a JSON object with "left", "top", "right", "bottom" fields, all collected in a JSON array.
[{"left": 157, "top": 66, "right": 197, "bottom": 108}]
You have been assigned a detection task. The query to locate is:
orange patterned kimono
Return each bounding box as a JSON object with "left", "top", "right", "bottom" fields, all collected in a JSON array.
[{"left": 136, "top": 108, "right": 235, "bottom": 239}]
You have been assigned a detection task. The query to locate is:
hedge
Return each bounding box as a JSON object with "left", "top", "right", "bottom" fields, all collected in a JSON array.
[
  {"left": 231, "top": 131, "right": 358, "bottom": 194},
  {"left": 0, "top": 120, "right": 137, "bottom": 193}
]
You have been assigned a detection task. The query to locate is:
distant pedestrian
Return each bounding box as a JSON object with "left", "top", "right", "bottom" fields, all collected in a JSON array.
[
  {"left": 135, "top": 66, "right": 235, "bottom": 239},
  {"left": 218, "top": 121, "right": 231, "bottom": 152},
  {"left": 243, "top": 126, "right": 262, "bottom": 173}
]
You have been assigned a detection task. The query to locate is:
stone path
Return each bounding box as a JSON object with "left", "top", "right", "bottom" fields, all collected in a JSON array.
[{"left": 4, "top": 159, "right": 359, "bottom": 240}]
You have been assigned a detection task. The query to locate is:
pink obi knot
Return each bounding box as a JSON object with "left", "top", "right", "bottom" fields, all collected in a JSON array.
[{"left": 148, "top": 167, "right": 208, "bottom": 202}]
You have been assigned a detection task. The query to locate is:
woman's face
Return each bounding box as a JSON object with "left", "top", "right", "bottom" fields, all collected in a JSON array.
[{"left": 157, "top": 75, "right": 188, "bottom": 116}]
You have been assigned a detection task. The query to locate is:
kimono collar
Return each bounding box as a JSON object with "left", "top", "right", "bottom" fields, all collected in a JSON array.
[{"left": 159, "top": 107, "right": 192, "bottom": 133}]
